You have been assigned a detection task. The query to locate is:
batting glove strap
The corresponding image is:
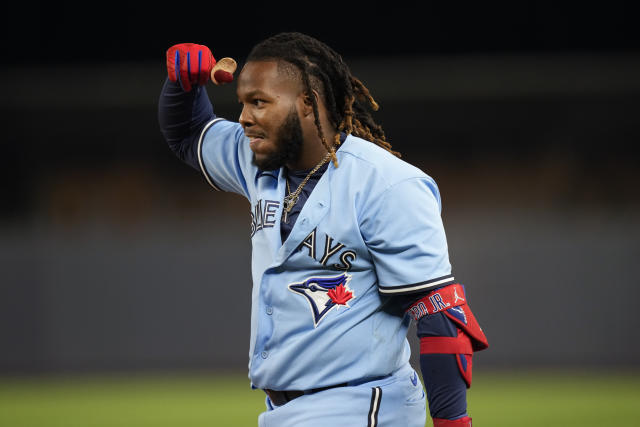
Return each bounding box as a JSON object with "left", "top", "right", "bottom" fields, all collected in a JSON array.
[{"left": 433, "top": 416, "right": 472, "bottom": 427}]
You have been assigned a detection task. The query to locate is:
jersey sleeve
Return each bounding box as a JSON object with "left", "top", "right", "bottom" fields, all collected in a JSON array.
[
  {"left": 360, "top": 176, "right": 454, "bottom": 295},
  {"left": 197, "top": 118, "right": 257, "bottom": 199}
]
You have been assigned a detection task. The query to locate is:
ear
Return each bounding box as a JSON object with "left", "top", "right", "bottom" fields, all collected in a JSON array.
[{"left": 300, "top": 89, "right": 321, "bottom": 117}]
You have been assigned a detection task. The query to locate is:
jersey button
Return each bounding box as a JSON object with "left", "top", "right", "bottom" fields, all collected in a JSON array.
[
  {"left": 266, "top": 306, "right": 273, "bottom": 315},
  {"left": 261, "top": 351, "right": 268, "bottom": 359}
]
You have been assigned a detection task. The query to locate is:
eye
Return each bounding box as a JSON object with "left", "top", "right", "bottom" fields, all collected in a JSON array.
[{"left": 253, "top": 99, "right": 266, "bottom": 106}]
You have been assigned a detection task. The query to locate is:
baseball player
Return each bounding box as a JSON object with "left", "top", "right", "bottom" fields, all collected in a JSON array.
[{"left": 158, "top": 33, "right": 488, "bottom": 427}]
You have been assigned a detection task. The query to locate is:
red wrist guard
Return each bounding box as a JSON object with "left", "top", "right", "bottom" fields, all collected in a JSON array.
[{"left": 433, "top": 416, "right": 472, "bottom": 426}]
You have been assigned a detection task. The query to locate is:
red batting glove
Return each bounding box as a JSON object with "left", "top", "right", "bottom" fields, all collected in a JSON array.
[{"left": 166, "top": 43, "right": 215, "bottom": 92}]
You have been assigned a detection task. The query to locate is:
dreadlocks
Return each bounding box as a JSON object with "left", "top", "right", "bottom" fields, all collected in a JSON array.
[{"left": 246, "top": 32, "right": 400, "bottom": 167}]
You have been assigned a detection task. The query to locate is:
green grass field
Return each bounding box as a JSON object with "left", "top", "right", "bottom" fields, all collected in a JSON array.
[{"left": 1, "top": 369, "right": 639, "bottom": 426}]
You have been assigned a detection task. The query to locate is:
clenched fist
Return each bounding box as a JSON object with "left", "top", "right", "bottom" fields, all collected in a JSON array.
[{"left": 166, "top": 43, "right": 215, "bottom": 92}]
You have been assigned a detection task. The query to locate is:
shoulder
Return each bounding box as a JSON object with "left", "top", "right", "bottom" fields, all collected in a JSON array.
[
  {"left": 202, "top": 118, "right": 246, "bottom": 141},
  {"left": 335, "top": 135, "right": 439, "bottom": 195}
]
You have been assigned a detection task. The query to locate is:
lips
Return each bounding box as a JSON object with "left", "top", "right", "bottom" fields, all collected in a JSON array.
[
  {"left": 249, "top": 138, "right": 263, "bottom": 152},
  {"left": 245, "top": 132, "right": 267, "bottom": 152}
]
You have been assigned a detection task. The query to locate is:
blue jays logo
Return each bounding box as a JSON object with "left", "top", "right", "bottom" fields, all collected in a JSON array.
[{"left": 288, "top": 273, "right": 355, "bottom": 327}]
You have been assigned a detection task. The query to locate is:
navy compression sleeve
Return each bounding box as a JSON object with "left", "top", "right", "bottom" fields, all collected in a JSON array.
[
  {"left": 396, "top": 290, "right": 468, "bottom": 420},
  {"left": 418, "top": 313, "right": 468, "bottom": 420},
  {"left": 158, "top": 78, "right": 216, "bottom": 170}
]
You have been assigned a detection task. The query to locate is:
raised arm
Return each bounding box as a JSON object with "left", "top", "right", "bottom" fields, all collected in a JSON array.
[
  {"left": 157, "top": 44, "right": 253, "bottom": 198},
  {"left": 158, "top": 43, "right": 229, "bottom": 170},
  {"left": 158, "top": 77, "right": 215, "bottom": 170}
]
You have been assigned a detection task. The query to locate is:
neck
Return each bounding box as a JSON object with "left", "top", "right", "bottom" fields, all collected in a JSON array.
[{"left": 286, "top": 130, "right": 337, "bottom": 171}]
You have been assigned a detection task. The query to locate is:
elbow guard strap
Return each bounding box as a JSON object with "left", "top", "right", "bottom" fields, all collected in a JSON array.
[{"left": 421, "top": 332, "right": 475, "bottom": 388}]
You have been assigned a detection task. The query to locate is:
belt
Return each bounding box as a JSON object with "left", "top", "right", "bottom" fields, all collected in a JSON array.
[{"left": 264, "top": 382, "right": 348, "bottom": 406}]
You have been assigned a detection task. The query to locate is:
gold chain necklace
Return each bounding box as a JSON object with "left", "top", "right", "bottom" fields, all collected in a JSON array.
[{"left": 282, "top": 152, "right": 331, "bottom": 223}]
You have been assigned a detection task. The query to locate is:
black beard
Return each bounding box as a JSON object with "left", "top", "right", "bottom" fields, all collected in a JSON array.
[{"left": 252, "top": 108, "right": 303, "bottom": 171}]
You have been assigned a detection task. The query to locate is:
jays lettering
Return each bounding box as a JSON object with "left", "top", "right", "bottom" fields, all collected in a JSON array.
[
  {"left": 297, "top": 228, "right": 356, "bottom": 271},
  {"left": 250, "top": 199, "right": 280, "bottom": 238}
]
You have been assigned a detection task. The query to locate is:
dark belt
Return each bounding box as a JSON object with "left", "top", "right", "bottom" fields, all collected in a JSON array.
[{"left": 264, "top": 382, "right": 348, "bottom": 406}]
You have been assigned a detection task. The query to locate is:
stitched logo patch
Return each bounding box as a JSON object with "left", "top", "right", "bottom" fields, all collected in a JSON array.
[{"left": 288, "top": 273, "right": 354, "bottom": 327}]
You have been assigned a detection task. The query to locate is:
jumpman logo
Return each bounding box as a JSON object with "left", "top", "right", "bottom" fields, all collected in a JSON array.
[{"left": 453, "top": 288, "right": 465, "bottom": 304}]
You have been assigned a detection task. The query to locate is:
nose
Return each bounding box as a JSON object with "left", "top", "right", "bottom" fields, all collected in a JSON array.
[{"left": 239, "top": 105, "right": 253, "bottom": 129}]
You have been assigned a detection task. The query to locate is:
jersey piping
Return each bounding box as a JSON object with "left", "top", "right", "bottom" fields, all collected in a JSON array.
[
  {"left": 378, "top": 275, "right": 455, "bottom": 295},
  {"left": 197, "top": 118, "right": 227, "bottom": 191}
]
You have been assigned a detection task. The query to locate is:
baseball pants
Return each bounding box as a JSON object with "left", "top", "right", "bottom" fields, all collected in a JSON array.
[{"left": 258, "top": 363, "right": 427, "bottom": 427}]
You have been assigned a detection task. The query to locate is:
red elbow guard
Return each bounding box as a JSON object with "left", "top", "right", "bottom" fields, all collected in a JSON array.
[
  {"left": 410, "top": 284, "right": 489, "bottom": 388},
  {"left": 433, "top": 416, "right": 472, "bottom": 426}
]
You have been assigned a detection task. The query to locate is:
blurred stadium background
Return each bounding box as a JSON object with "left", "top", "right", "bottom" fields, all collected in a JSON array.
[{"left": 1, "top": 3, "right": 639, "bottom": 426}]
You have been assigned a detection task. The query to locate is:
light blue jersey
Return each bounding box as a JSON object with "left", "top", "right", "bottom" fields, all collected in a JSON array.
[{"left": 197, "top": 118, "right": 454, "bottom": 391}]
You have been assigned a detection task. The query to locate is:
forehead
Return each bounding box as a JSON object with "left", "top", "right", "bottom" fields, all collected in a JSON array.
[{"left": 237, "top": 60, "right": 302, "bottom": 97}]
